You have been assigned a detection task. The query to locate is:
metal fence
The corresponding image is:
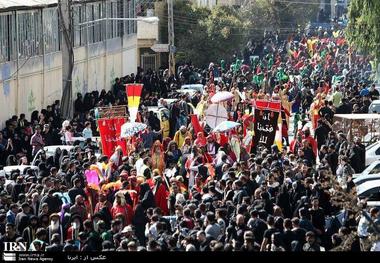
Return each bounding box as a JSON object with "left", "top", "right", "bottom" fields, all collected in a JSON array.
[
  {"left": 141, "top": 53, "right": 157, "bottom": 72},
  {"left": 0, "top": 0, "right": 139, "bottom": 62},
  {"left": 43, "top": 7, "right": 60, "bottom": 54},
  {"left": 0, "top": 12, "right": 13, "bottom": 63},
  {"left": 17, "top": 10, "right": 43, "bottom": 59}
]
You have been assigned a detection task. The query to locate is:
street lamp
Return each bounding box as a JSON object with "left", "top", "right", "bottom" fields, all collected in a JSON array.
[{"left": 78, "top": 16, "right": 159, "bottom": 27}]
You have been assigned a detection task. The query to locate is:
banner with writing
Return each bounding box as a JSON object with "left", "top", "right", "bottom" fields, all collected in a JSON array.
[
  {"left": 113, "top": 117, "right": 127, "bottom": 156},
  {"left": 98, "top": 118, "right": 127, "bottom": 157},
  {"left": 253, "top": 100, "right": 281, "bottom": 149},
  {"left": 98, "top": 118, "right": 115, "bottom": 157}
]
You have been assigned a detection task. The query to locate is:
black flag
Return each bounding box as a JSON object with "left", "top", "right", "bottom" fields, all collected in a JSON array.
[{"left": 254, "top": 109, "right": 279, "bottom": 149}]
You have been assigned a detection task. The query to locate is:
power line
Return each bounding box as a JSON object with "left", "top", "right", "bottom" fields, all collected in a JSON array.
[
  {"left": 241, "top": 0, "right": 329, "bottom": 6},
  {"left": 159, "top": 15, "right": 306, "bottom": 31}
]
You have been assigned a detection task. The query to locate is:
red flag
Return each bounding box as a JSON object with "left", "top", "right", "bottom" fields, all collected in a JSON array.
[
  {"left": 113, "top": 117, "right": 128, "bottom": 156},
  {"left": 215, "top": 133, "right": 228, "bottom": 147},
  {"left": 254, "top": 100, "right": 281, "bottom": 111},
  {"left": 154, "top": 184, "right": 169, "bottom": 216},
  {"left": 242, "top": 114, "right": 253, "bottom": 137},
  {"left": 98, "top": 118, "right": 116, "bottom": 157},
  {"left": 190, "top": 114, "right": 203, "bottom": 135}
]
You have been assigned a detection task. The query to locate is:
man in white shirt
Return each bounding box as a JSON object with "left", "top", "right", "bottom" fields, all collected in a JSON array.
[
  {"left": 357, "top": 207, "right": 379, "bottom": 251},
  {"left": 136, "top": 150, "right": 149, "bottom": 177},
  {"left": 332, "top": 86, "right": 343, "bottom": 108}
]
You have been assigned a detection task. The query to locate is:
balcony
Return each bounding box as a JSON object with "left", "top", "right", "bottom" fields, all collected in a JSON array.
[{"left": 137, "top": 16, "right": 159, "bottom": 41}]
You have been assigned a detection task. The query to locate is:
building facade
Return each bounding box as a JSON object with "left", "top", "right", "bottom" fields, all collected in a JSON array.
[
  {"left": 191, "top": 0, "right": 242, "bottom": 8},
  {"left": 0, "top": 0, "right": 159, "bottom": 128}
]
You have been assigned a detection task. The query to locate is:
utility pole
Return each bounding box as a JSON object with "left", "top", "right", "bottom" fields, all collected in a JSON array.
[
  {"left": 167, "top": 0, "right": 175, "bottom": 76},
  {"left": 59, "top": 0, "right": 74, "bottom": 119}
]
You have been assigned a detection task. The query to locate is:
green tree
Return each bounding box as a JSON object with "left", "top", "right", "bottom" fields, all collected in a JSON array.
[
  {"left": 157, "top": 0, "right": 209, "bottom": 67},
  {"left": 160, "top": 0, "right": 320, "bottom": 68},
  {"left": 176, "top": 5, "right": 248, "bottom": 67},
  {"left": 168, "top": 0, "right": 248, "bottom": 67},
  {"left": 241, "top": 0, "right": 320, "bottom": 40},
  {"left": 346, "top": 0, "right": 380, "bottom": 61}
]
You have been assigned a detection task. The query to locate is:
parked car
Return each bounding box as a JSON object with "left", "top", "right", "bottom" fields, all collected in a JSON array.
[
  {"left": 147, "top": 106, "right": 171, "bottom": 138},
  {"left": 353, "top": 174, "right": 380, "bottom": 185},
  {"left": 32, "top": 143, "right": 100, "bottom": 166},
  {"left": 3, "top": 165, "right": 38, "bottom": 178},
  {"left": 354, "top": 160, "right": 380, "bottom": 178},
  {"left": 176, "top": 88, "right": 198, "bottom": 97},
  {"left": 368, "top": 100, "right": 380, "bottom": 114},
  {"left": 356, "top": 179, "right": 380, "bottom": 207},
  {"left": 365, "top": 140, "right": 380, "bottom": 166},
  {"left": 181, "top": 84, "right": 204, "bottom": 93},
  {"left": 43, "top": 145, "right": 75, "bottom": 157},
  {"left": 363, "top": 132, "right": 380, "bottom": 147}
]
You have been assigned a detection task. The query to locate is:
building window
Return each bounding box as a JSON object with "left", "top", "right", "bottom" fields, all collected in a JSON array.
[
  {"left": 107, "top": 0, "right": 120, "bottom": 39},
  {"left": 94, "top": 3, "right": 103, "bottom": 43},
  {"left": 123, "top": 0, "right": 130, "bottom": 35},
  {"left": 73, "top": 4, "right": 87, "bottom": 47},
  {"left": 0, "top": 13, "right": 14, "bottom": 63},
  {"left": 43, "top": 7, "right": 60, "bottom": 53},
  {"left": 128, "top": 0, "right": 135, "bottom": 34},
  {"left": 87, "top": 2, "right": 103, "bottom": 44},
  {"left": 17, "top": 10, "right": 43, "bottom": 59},
  {"left": 87, "top": 4, "right": 94, "bottom": 43},
  {"left": 133, "top": 0, "right": 137, "bottom": 34}
]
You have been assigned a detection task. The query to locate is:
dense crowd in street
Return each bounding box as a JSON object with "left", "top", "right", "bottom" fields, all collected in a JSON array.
[{"left": 0, "top": 26, "right": 380, "bottom": 252}]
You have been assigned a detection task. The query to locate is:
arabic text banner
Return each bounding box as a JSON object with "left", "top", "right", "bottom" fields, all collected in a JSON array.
[
  {"left": 97, "top": 118, "right": 127, "bottom": 157},
  {"left": 98, "top": 118, "right": 115, "bottom": 157},
  {"left": 253, "top": 100, "right": 281, "bottom": 150}
]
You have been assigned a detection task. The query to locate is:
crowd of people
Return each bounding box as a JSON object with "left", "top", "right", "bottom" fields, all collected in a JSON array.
[{"left": 0, "top": 26, "right": 380, "bottom": 252}]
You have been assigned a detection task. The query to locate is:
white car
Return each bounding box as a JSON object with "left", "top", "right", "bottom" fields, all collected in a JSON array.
[
  {"left": 162, "top": 98, "right": 199, "bottom": 116},
  {"left": 43, "top": 145, "right": 75, "bottom": 157},
  {"left": 181, "top": 84, "right": 204, "bottom": 93},
  {"left": 43, "top": 140, "right": 100, "bottom": 157},
  {"left": 353, "top": 174, "right": 380, "bottom": 185},
  {"left": 356, "top": 180, "right": 380, "bottom": 207},
  {"left": 365, "top": 141, "right": 380, "bottom": 166},
  {"left": 354, "top": 160, "right": 380, "bottom": 178},
  {"left": 363, "top": 132, "right": 380, "bottom": 146},
  {"left": 368, "top": 100, "right": 380, "bottom": 114},
  {"left": 31, "top": 145, "right": 74, "bottom": 166},
  {"left": 176, "top": 89, "right": 198, "bottom": 97},
  {"left": 71, "top": 137, "right": 87, "bottom": 142},
  {"left": 3, "top": 165, "right": 38, "bottom": 177}
]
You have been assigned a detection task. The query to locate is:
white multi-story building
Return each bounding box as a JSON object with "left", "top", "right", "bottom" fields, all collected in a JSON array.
[{"left": 0, "top": 0, "right": 159, "bottom": 127}]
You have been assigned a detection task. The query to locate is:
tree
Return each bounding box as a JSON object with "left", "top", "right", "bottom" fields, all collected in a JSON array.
[
  {"left": 346, "top": 0, "right": 380, "bottom": 62},
  {"left": 177, "top": 5, "right": 248, "bottom": 67},
  {"left": 171, "top": 0, "right": 249, "bottom": 67},
  {"left": 241, "top": 0, "right": 320, "bottom": 40},
  {"left": 160, "top": 0, "right": 320, "bottom": 68}
]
